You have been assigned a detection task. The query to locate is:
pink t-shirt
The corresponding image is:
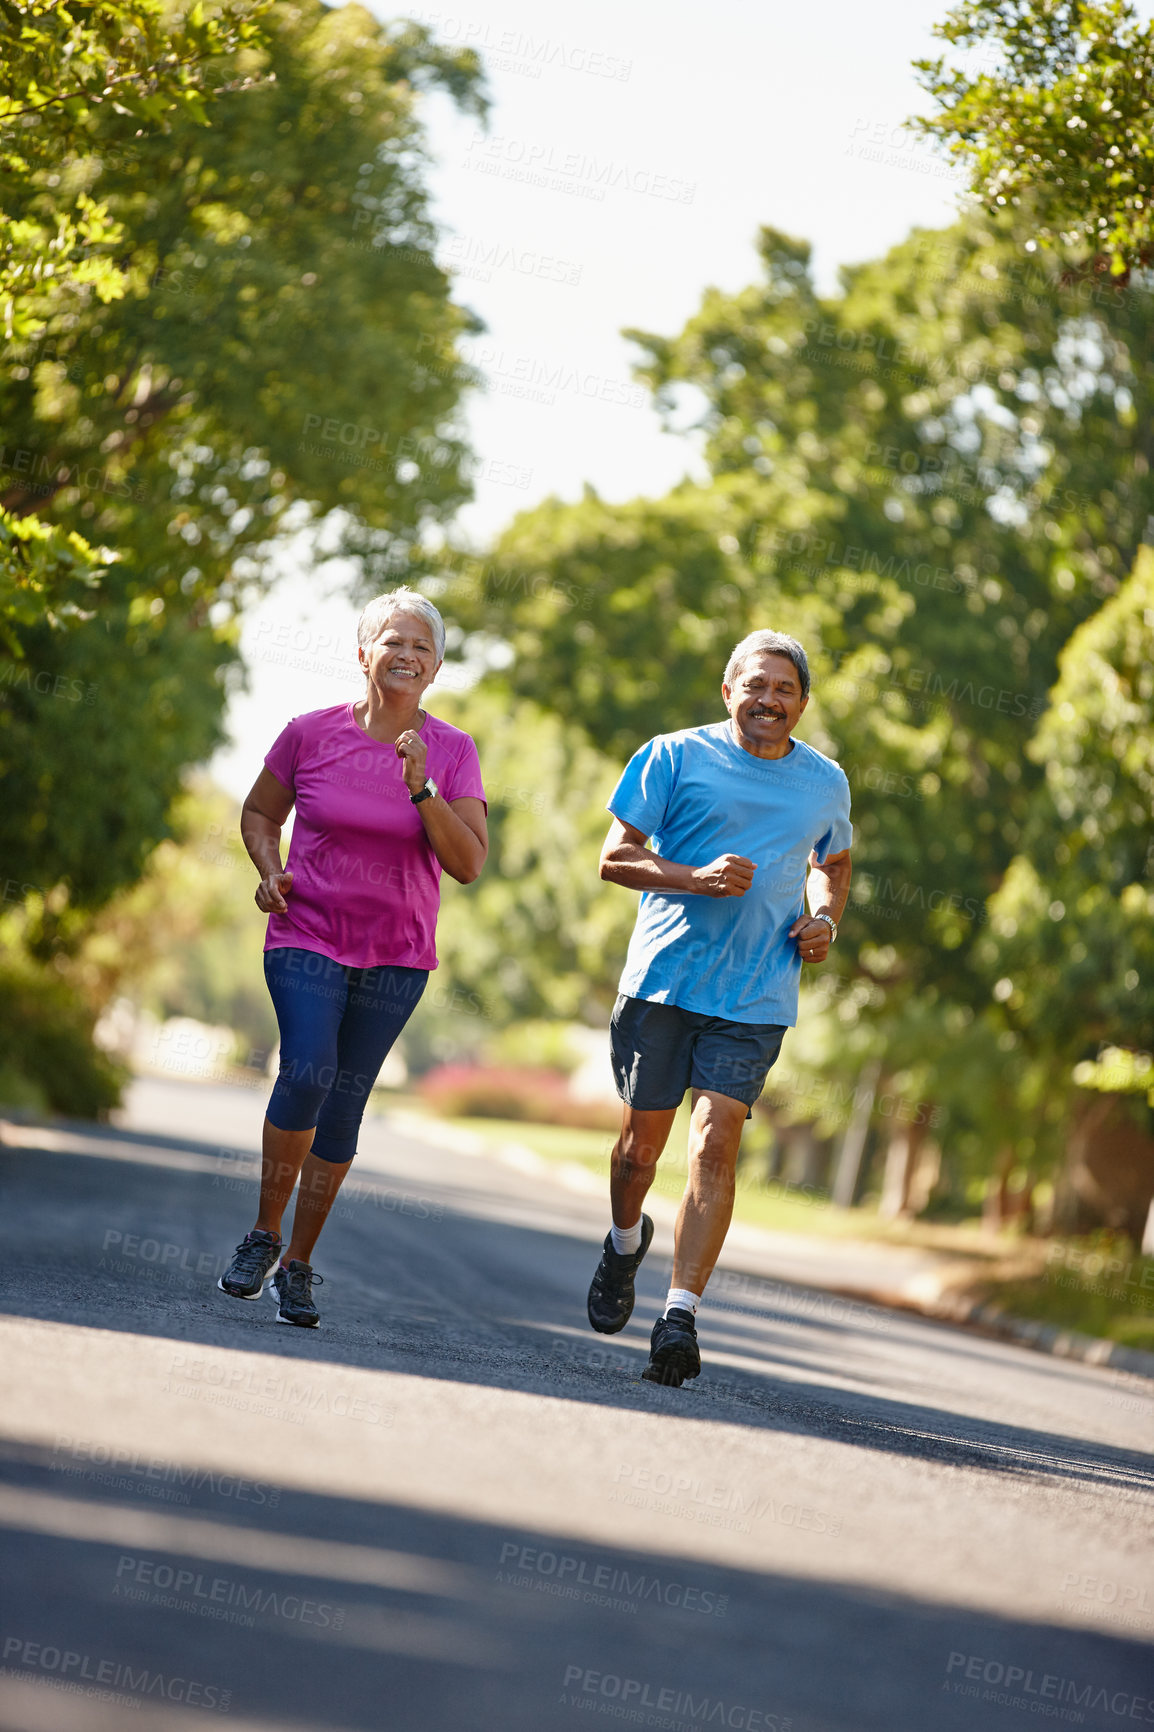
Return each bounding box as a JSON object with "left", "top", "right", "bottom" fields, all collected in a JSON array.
[{"left": 262, "top": 703, "right": 486, "bottom": 970}]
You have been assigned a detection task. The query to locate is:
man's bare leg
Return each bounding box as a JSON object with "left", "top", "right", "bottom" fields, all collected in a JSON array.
[
  {"left": 610, "top": 1103, "right": 678, "bottom": 1227},
  {"left": 640, "top": 1090, "right": 748, "bottom": 1384},
  {"left": 669, "top": 1089, "right": 748, "bottom": 1298},
  {"left": 588, "top": 1104, "right": 678, "bottom": 1335}
]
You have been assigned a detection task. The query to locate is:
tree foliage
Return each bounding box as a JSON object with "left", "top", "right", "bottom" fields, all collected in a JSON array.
[
  {"left": 443, "top": 219, "right": 1153, "bottom": 992},
  {"left": 0, "top": 0, "right": 487, "bottom": 925},
  {"left": 59, "top": 777, "right": 278, "bottom": 1054},
  {"left": 984, "top": 545, "right": 1154, "bottom": 1067},
  {"left": 2, "top": 1, "right": 486, "bottom": 576},
  {"left": 1, "top": 0, "right": 270, "bottom": 337},
  {"left": 431, "top": 214, "right": 1154, "bottom": 1188},
  {"left": 1, "top": 0, "right": 271, "bottom": 642},
  {"left": 0, "top": 560, "right": 238, "bottom": 932},
  {"left": 431, "top": 685, "right": 634, "bottom": 1024},
  {"left": 913, "top": 0, "right": 1154, "bottom": 274},
  {"left": 0, "top": 508, "right": 112, "bottom": 652},
  {"left": 0, "top": 948, "right": 124, "bottom": 1115},
  {"left": 0, "top": 3, "right": 489, "bottom": 1108}
]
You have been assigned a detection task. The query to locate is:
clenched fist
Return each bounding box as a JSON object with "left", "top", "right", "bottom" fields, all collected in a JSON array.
[
  {"left": 690, "top": 854, "right": 757, "bottom": 898},
  {"left": 255, "top": 870, "right": 293, "bottom": 913},
  {"left": 789, "top": 914, "right": 832, "bottom": 963},
  {"left": 395, "top": 729, "right": 428, "bottom": 795}
]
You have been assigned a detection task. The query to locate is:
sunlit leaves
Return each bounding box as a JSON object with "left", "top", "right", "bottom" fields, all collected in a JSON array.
[
  {"left": 986, "top": 547, "right": 1154, "bottom": 1068},
  {"left": 0, "top": 508, "right": 112, "bottom": 651},
  {"left": 914, "top": 1, "right": 1154, "bottom": 273}
]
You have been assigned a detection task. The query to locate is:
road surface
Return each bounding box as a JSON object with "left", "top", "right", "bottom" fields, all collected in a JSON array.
[{"left": 0, "top": 1077, "right": 1151, "bottom": 1732}]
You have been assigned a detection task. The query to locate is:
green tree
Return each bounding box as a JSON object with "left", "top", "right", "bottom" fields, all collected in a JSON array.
[
  {"left": 442, "top": 220, "right": 1153, "bottom": 992},
  {"left": 1, "top": 0, "right": 269, "bottom": 337},
  {"left": 0, "top": 776, "right": 274, "bottom": 1114},
  {"left": 429, "top": 684, "right": 634, "bottom": 1024},
  {"left": 983, "top": 545, "right": 1154, "bottom": 1073},
  {"left": 0, "top": 946, "right": 124, "bottom": 1114},
  {"left": 0, "top": 0, "right": 486, "bottom": 929},
  {"left": 0, "top": 564, "right": 235, "bottom": 933},
  {"left": 913, "top": 0, "right": 1154, "bottom": 274},
  {"left": 2, "top": 2, "right": 485, "bottom": 578},
  {"left": 431, "top": 214, "right": 1154, "bottom": 1198},
  {"left": 1, "top": 0, "right": 270, "bottom": 638},
  {"left": 0, "top": 4, "right": 489, "bottom": 1107},
  {"left": 59, "top": 777, "right": 278, "bottom": 1055}
]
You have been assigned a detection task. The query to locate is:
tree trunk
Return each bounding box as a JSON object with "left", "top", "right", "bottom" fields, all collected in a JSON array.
[
  {"left": 879, "top": 1120, "right": 925, "bottom": 1219},
  {"left": 982, "top": 1147, "right": 1016, "bottom": 1230},
  {"left": 780, "top": 1123, "right": 823, "bottom": 1190},
  {"left": 832, "top": 1058, "right": 880, "bottom": 1208},
  {"left": 1054, "top": 1093, "right": 1154, "bottom": 1243}
]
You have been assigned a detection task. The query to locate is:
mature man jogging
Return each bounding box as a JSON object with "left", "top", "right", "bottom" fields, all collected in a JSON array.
[{"left": 586, "top": 629, "right": 852, "bottom": 1386}]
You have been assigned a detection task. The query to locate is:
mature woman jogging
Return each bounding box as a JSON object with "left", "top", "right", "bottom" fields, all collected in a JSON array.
[{"left": 217, "top": 588, "right": 487, "bottom": 1327}]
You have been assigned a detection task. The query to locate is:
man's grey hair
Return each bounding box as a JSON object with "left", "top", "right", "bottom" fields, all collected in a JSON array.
[
  {"left": 356, "top": 587, "right": 445, "bottom": 663},
  {"left": 724, "top": 629, "right": 810, "bottom": 700}
]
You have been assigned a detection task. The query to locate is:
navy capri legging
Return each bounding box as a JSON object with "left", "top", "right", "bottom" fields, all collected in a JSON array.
[{"left": 264, "top": 947, "right": 427, "bottom": 1163}]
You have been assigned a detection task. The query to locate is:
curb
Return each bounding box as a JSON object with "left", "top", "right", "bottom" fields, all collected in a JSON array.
[
  {"left": 839, "top": 1286, "right": 1154, "bottom": 1383},
  {"left": 925, "top": 1293, "right": 1154, "bottom": 1382}
]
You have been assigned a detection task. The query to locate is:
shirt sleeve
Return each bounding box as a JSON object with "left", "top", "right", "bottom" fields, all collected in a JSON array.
[
  {"left": 443, "top": 733, "right": 487, "bottom": 806},
  {"left": 607, "top": 735, "right": 676, "bottom": 839},
  {"left": 264, "top": 716, "right": 303, "bottom": 793},
  {"left": 811, "top": 771, "right": 853, "bottom": 863}
]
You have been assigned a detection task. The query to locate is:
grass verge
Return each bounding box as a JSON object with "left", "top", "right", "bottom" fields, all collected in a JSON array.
[
  {"left": 388, "top": 1100, "right": 1154, "bottom": 1349},
  {"left": 973, "top": 1249, "right": 1154, "bottom": 1352},
  {"left": 389, "top": 1100, "right": 1012, "bottom": 1256}
]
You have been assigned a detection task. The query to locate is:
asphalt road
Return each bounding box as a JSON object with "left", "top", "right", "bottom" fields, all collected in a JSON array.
[{"left": 1, "top": 1077, "right": 1152, "bottom": 1732}]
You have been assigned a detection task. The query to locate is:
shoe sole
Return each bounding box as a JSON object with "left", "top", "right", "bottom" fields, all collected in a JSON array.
[
  {"left": 587, "top": 1217, "right": 655, "bottom": 1335},
  {"left": 642, "top": 1339, "right": 701, "bottom": 1388},
  {"left": 275, "top": 1308, "right": 319, "bottom": 1328},
  {"left": 217, "top": 1275, "right": 272, "bottom": 1301},
  {"left": 270, "top": 1282, "right": 319, "bottom": 1327}
]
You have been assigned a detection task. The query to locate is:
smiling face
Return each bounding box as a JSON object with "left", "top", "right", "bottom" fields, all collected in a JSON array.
[
  {"left": 358, "top": 610, "right": 442, "bottom": 702},
  {"left": 723, "top": 651, "right": 808, "bottom": 758}
]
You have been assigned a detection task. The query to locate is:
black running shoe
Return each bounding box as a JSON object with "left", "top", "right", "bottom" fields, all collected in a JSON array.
[
  {"left": 587, "top": 1215, "right": 655, "bottom": 1334},
  {"left": 271, "top": 1259, "right": 323, "bottom": 1328},
  {"left": 218, "top": 1229, "right": 282, "bottom": 1300},
  {"left": 642, "top": 1307, "right": 701, "bottom": 1386}
]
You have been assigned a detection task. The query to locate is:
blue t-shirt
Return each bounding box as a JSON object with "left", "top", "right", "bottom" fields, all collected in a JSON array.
[{"left": 608, "top": 723, "right": 852, "bottom": 1026}]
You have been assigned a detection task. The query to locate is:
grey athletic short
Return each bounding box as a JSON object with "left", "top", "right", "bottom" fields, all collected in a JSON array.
[{"left": 609, "top": 994, "right": 787, "bottom": 1117}]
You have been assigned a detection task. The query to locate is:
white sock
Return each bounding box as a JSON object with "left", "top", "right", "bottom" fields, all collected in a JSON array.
[
  {"left": 610, "top": 1218, "right": 643, "bottom": 1256},
  {"left": 665, "top": 1287, "right": 700, "bottom": 1317}
]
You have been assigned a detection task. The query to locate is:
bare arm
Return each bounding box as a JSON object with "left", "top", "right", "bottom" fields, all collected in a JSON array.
[
  {"left": 391, "top": 727, "right": 488, "bottom": 885},
  {"left": 240, "top": 767, "right": 295, "bottom": 913},
  {"left": 413, "top": 793, "right": 488, "bottom": 885},
  {"left": 788, "top": 846, "right": 852, "bottom": 963},
  {"left": 598, "top": 817, "right": 756, "bottom": 898},
  {"left": 807, "top": 847, "right": 852, "bottom": 924}
]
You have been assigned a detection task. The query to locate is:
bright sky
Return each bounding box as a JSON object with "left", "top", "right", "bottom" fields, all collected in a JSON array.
[{"left": 211, "top": 0, "right": 968, "bottom": 799}]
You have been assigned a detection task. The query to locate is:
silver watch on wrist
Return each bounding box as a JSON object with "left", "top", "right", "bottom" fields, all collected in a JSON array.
[
  {"left": 813, "top": 912, "right": 838, "bottom": 942},
  {"left": 410, "top": 777, "right": 438, "bottom": 805}
]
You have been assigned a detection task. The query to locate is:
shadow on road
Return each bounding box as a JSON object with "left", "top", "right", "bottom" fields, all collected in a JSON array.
[{"left": 0, "top": 1434, "right": 1151, "bottom": 1732}]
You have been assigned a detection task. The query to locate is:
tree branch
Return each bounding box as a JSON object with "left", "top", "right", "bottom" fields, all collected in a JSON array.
[{"left": 0, "top": 384, "right": 183, "bottom": 515}]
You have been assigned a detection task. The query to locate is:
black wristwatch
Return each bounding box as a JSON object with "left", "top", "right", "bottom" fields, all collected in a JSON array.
[{"left": 410, "top": 778, "right": 438, "bottom": 805}]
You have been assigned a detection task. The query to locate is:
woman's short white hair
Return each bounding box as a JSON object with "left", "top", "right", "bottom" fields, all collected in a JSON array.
[
  {"left": 723, "top": 629, "right": 810, "bottom": 699},
  {"left": 356, "top": 588, "right": 445, "bottom": 663}
]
